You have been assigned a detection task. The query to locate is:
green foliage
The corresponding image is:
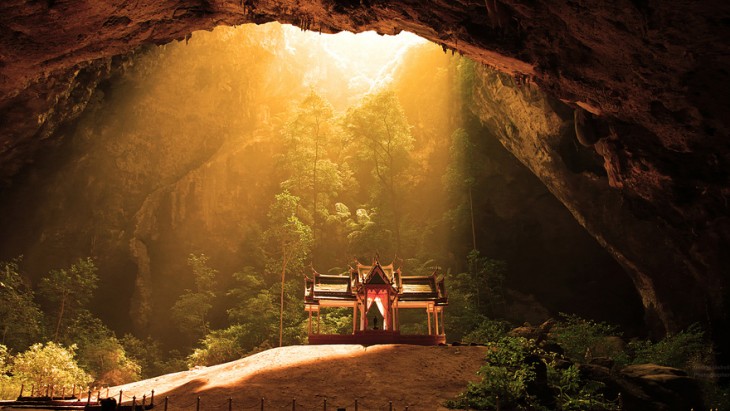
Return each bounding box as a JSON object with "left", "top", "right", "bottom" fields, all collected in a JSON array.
[
  {"left": 317, "top": 308, "right": 353, "bottom": 335},
  {"left": 171, "top": 254, "right": 218, "bottom": 342},
  {"left": 11, "top": 342, "right": 91, "bottom": 392},
  {"left": 447, "top": 337, "right": 617, "bottom": 410},
  {"left": 446, "top": 336, "right": 541, "bottom": 410},
  {"left": 0, "top": 257, "right": 44, "bottom": 351},
  {"left": 462, "top": 318, "right": 511, "bottom": 344},
  {"left": 120, "top": 334, "right": 181, "bottom": 378},
  {"left": 187, "top": 325, "right": 252, "bottom": 367},
  {"left": 60, "top": 311, "right": 140, "bottom": 386},
  {"left": 628, "top": 323, "right": 710, "bottom": 369},
  {"left": 550, "top": 313, "right": 623, "bottom": 362},
  {"left": 445, "top": 251, "right": 508, "bottom": 342},
  {"left": 343, "top": 89, "right": 414, "bottom": 254},
  {"left": 262, "top": 191, "right": 313, "bottom": 347},
  {"left": 0, "top": 345, "right": 20, "bottom": 400},
  {"left": 548, "top": 365, "right": 615, "bottom": 410},
  {"left": 39, "top": 258, "right": 98, "bottom": 341}
]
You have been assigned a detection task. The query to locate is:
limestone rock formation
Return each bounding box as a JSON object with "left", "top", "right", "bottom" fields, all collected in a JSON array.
[{"left": 1, "top": 0, "right": 728, "bottom": 353}]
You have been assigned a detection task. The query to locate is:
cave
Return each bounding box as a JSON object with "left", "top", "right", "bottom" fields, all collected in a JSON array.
[{"left": 0, "top": 0, "right": 728, "bottom": 366}]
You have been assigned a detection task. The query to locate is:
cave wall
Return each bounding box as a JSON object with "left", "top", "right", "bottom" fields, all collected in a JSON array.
[{"left": 1, "top": 0, "right": 729, "bottom": 347}]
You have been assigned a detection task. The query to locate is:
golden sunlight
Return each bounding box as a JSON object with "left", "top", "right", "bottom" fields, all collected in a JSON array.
[{"left": 281, "top": 24, "right": 428, "bottom": 96}]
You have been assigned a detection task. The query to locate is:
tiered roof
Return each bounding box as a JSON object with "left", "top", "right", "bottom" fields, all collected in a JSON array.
[{"left": 304, "top": 259, "right": 447, "bottom": 306}]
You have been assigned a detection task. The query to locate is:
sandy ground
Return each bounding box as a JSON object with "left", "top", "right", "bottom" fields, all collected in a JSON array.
[{"left": 100, "top": 344, "right": 486, "bottom": 411}]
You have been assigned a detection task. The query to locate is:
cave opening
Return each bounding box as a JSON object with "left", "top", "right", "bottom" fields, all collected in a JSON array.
[{"left": 0, "top": 22, "right": 645, "bottom": 350}]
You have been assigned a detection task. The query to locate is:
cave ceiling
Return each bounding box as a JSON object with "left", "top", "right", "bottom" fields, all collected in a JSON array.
[{"left": 1, "top": 0, "right": 729, "bottom": 346}]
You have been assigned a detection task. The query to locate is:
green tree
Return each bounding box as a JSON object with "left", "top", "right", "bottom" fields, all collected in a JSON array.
[
  {"left": 0, "top": 257, "right": 44, "bottom": 350},
  {"left": 444, "top": 128, "right": 479, "bottom": 250},
  {"left": 262, "top": 192, "right": 313, "bottom": 347},
  {"left": 39, "top": 258, "right": 98, "bottom": 341},
  {"left": 64, "top": 312, "right": 140, "bottom": 386},
  {"left": 121, "top": 334, "right": 181, "bottom": 378},
  {"left": 344, "top": 90, "right": 414, "bottom": 254},
  {"left": 187, "top": 325, "right": 256, "bottom": 367},
  {"left": 226, "top": 267, "right": 278, "bottom": 347},
  {"left": 171, "top": 254, "right": 218, "bottom": 342},
  {"left": 11, "top": 342, "right": 91, "bottom": 393}
]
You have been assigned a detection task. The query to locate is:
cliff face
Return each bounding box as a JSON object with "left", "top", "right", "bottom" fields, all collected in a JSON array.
[{"left": 1, "top": 1, "right": 728, "bottom": 346}]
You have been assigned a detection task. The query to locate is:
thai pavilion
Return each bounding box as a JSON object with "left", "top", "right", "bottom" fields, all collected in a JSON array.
[{"left": 304, "top": 258, "right": 448, "bottom": 345}]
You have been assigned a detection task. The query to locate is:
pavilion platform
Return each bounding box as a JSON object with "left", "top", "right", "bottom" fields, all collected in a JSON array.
[{"left": 308, "top": 331, "right": 446, "bottom": 346}]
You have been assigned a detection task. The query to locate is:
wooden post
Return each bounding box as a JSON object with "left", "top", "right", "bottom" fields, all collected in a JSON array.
[
  {"left": 228, "top": 397, "right": 232, "bottom": 411},
  {"left": 388, "top": 401, "right": 392, "bottom": 411},
  {"left": 119, "top": 391, "right": 123, "bottom": 409},
  {"left": 87, "top": 390, "right": 92, "bottom": 406},
  {"left": 317, "top": 310, "right": 321, "bottom": 334},
  {"left": 292, "top": 399, "right": 296, "bottom": 411},
  {"left": 30, "top": 384, "right": 34, "bottom": 397},
  {"left": 352, "top": 304, "right": 357, "bottom": 334},
  {"left": 46, "top": 385, "right": 50, "bottom": 397},
  {"left": 441, "top": 309, "right": 445, "bottom": 335},
  {"left": 260, "top": 398, "right": 264, "bottom": 411},
  {"left": 164, "top": 396, "right": 169, "bottom": 411},
  {"left": 427, "top": 309, "right": 432, "bottom": 335},
  {"left": 107, "top": 387, "right": 110, "bottom": 398},
  {"left": 151, "top": 390, "right": 155, "bottom": 406},
  {"left": 495, "top": 395, "right": 500, "bottom": 411},
  {"left": 434, "top": 307, "right": 440, "bottom": 336},
  {"left": 308, "top": 309, "right": 313, "bottom": 335},
  {"left": 61, "top": 386, "right": 65, "bottom": 400},
  {"left": 354, "top": 399, "right": 358, "bottom": 411},
  {"left": 196, "top": 397, "right": 200, "bottom": 411},
  {"left": 323, "top": 398, "right": 327, "bottom": 410},
  {"left": 97, "top": 390, "right": 102, "bottom": 402},
  {"left": 142, "top": 394, "right": 146, "bottom": 408},
  {"left": 19, "top": 384, "right": 24, "bottom": 399},
  {"left": 50, "top": 385, "right": 54, "bottom": 400},
  {"left": 132, "top": 396, "right": 137, "bottom": 411}
]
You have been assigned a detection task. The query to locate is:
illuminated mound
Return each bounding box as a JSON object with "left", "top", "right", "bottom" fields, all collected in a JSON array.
[{"left": 109, "top": 344, "right": 485, "bottom": 410}]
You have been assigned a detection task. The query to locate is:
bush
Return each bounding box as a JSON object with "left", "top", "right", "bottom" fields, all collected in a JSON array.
[
  {"left": 462, "top": 318, "right": 511, "bottom": 344},
  {"left": 187, "top": 325, "right": 253, "bottom": 367},
  {"left": 11, "top": 342, "right": 91, "bottom": 393},
  {"left": 549, "top": 314, "right": 623, "bottom": 362},
  {"left": 446, "top": 337, "right": 618, "bottom": 410},
  {"left": 628, "top": 323, "right": 711, "bottom": 369},
  {"left": 548, "top": 365, "right": 616, "bottom": 410},
  {"left": 445, "top": 336, "right": 543, "bottom": 410}
]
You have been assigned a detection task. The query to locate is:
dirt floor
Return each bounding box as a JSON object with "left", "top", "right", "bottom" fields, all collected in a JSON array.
[{"left": 101, "top": 344, "right": 486, "bottom": 411}]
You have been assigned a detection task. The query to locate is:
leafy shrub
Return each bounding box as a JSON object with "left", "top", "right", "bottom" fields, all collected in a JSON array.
[
  {"left": 446, "top": 336, "right": 542, "bottom": 410},
  {"left": 462, "top": 318, "right": 511, "bottom": 344},
  {"left": 187, "top": 325, "right": 252, "bottom": 367},
  {"left": 549, "top": 314, "right": 623, "bottom": 362},
  {"left": 628, "top": 323, "right": 711, "bottom": 369},
  {"left": 11, "top": 342, "right": 91, "bottom": 392},
  {"left": 548, "top": 365, "right": 616, "bottom": 410},
  {"left": 447, "top": 337, "right": 618, "bottom": 410}
]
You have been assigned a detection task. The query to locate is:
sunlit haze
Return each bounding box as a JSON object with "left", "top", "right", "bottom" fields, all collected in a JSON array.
[{"left": 282, "top": 25, "right": 427, "bottom": 96}]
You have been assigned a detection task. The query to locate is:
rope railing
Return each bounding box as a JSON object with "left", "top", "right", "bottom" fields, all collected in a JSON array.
[{"left": 12, "top": 386, "right": 640, "bottom": 411}]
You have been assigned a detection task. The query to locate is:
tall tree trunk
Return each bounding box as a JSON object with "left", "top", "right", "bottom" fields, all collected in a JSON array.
[
  {"left": 54, "top": 294, "right": 66, "bottom": 341},
  {"left": 279, "top": 256, "right": 290, "bottom": 347},
  {"left": 469, "top": 187, "right": 477, "bottom": 251}
]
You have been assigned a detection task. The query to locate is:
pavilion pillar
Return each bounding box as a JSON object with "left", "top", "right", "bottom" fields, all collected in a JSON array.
[
  {"left": 427, "top": 309, "right": 432, "bottom": 335},
  {"left": 440, "top": 309, "right": 445, "bottom": 335},
  {"left": 434, "top": 307, "right": 440, "bottom": 336},
  {"left": 352, "top": 303, "right": 358, "bottom": 334},
  {"left": 317, "top": 309, "right": 321, "bottom": 334},
  {"left": 308, "top": 308, "right": 312, "bottom": 335}
]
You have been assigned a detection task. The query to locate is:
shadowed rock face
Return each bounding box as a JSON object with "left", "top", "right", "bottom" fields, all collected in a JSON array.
[{"left": 0, "top": 1, "right": 728, "bottom": 351}]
